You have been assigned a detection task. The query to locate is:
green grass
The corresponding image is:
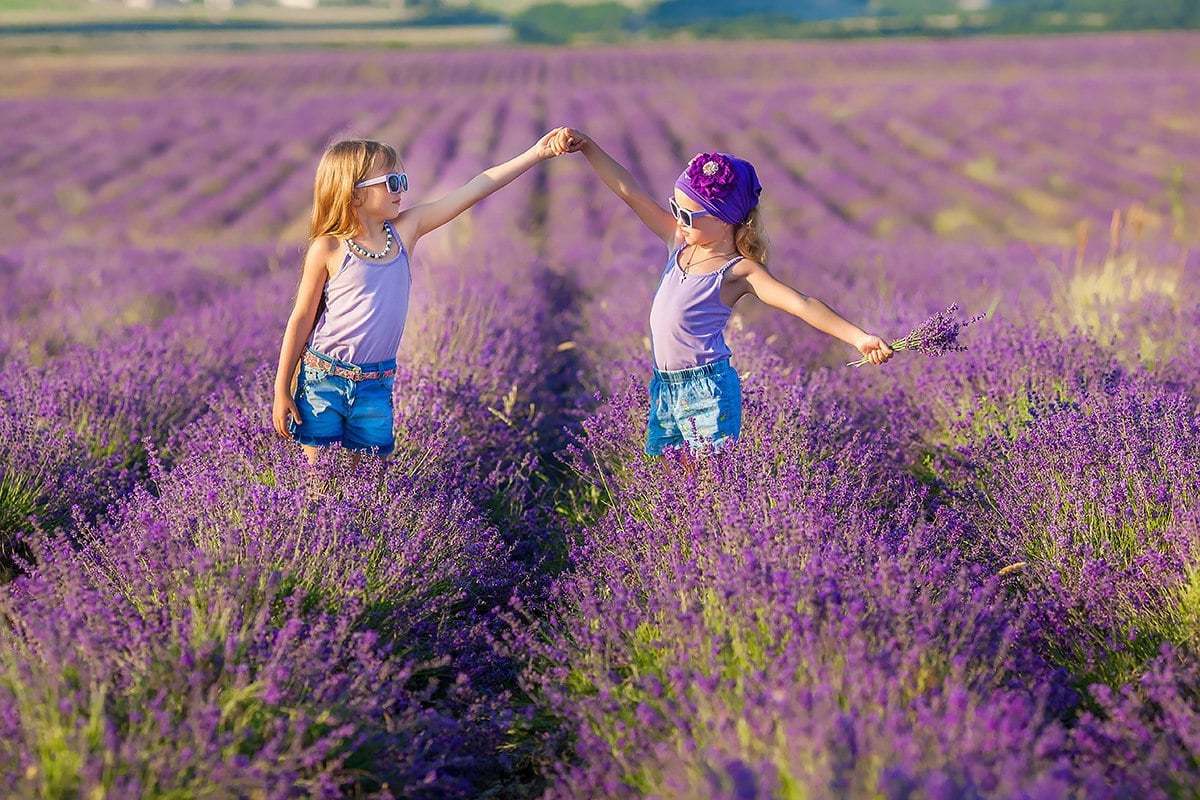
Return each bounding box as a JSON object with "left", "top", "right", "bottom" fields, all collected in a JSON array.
[
  {"left": 0, "top": 470, "right": 45, "bottom": 539},
  {"left": 0, "top": 0, "right": 88, "bottom": 10}
]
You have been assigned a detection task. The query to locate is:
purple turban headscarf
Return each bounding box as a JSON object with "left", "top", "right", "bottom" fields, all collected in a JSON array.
[{"left": 674, "top": 151, "right": 762, "bottom": 226}]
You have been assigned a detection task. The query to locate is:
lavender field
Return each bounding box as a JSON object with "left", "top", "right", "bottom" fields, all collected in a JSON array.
[{"left": 3, "top": 30, "right": 1200, "bottom": 798}]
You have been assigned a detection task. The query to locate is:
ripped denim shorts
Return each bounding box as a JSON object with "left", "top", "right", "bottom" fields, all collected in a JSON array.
[
  {"left": 290, "top": 346, "right": 396, "bottom": 456},
  {"left": 645, "top": 356, "right": 741, "bottom": 457}
]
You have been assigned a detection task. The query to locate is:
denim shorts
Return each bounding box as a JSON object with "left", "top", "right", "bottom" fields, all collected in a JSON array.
[
  {"left": 289, "top": 347, "right": 397, "bottom": 456},
  {"left": 645, "top": 356, "right": 742, "bottom": 456}
]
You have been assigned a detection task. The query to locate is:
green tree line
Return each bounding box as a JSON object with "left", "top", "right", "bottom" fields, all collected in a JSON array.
[{"left": 511, "top": 0, "right": 1200, "bottom": 43}]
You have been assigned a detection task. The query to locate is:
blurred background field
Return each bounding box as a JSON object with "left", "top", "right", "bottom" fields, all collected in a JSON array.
[
  {"left": 3, "top": 6, "right": 1200, "bottom": 799},
  {"left": 0, "top": 0, "right": 1198, "bottom": 54},
  {"left": 4, "top": 32, "right": 1196, "bottom": 379}
]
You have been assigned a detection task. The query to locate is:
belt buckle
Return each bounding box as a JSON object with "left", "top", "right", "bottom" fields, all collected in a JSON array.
[{"left": 348, "top": 363, "right": 363, "bottom": 380}]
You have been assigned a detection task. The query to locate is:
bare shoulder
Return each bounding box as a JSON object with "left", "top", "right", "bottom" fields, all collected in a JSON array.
[
  {"left": 728, "top": 257, "right": 766, "bottom": 280},
  {"left": 307, "top": 234, "right": 341, "bottom": 258},
  {"left": 389, "top": 209, "right": 420, "bottom": 254},
  {"left": 306, "top": 234, "right": 342, "bottom": 280}
]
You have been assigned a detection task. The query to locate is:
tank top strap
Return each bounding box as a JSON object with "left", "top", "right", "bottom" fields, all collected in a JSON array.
[
  {"left": 717, "top": 255, "right": 744, "bottom": 275},
  {"left": 385, "top": 219, "right": 404, "bottom": 255},
  {"left": 393, "top": 222, "right": 409, "bottom": 264},
  {"left": 663, "top": 241, "right": 682, "bottom": 275},
  {"left": 326, "top": 248, "right": 354, "bottom": 283}
]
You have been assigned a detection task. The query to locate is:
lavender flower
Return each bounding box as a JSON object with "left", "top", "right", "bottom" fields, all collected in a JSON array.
[{"left": 848, "top": 303, "right": 986, "bottom": 367}]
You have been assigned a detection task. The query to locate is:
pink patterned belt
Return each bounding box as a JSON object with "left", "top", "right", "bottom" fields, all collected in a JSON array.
[{"left": 302, "top": 350, "right": 396, "bottom": 382}]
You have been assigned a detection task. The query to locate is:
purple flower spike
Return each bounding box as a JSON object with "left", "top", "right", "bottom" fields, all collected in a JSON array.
[
  {"left": 848, "top": 303, "right": 986, "bottom": 367},
  {"left": 685, "top": 152, "right": 737, "bottom": 201},
  {"left": 900, "top": 303, "right": 987, "bottom": 358}
]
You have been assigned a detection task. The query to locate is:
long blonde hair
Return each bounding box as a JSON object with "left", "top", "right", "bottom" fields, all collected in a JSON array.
[
  {"left": 734, "top": 205, "right": 769, "bottom": 265},
  {"left": 307, "top": 139, "right": 397, "bottom": 242}
]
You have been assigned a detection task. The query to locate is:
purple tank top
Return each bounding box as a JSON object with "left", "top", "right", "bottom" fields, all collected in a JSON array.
[
  {"left": 308, "top": 222, "right": 411, "bottom": 365},
  {"left": 648, "top": 242, "right": 742, "bottom": 371}
]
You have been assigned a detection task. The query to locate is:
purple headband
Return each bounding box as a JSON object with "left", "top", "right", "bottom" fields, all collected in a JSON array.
[{"left": 674, "top": 151, "right": 762, "bottom": 226}]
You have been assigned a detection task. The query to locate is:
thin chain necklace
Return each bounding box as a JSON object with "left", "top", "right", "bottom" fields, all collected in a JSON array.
[
  {"left": 347, "top": 221, "right": 394, "bottom": 260},
  {"left": 680, "top": 243, "right": 738, "bottom": 276}
]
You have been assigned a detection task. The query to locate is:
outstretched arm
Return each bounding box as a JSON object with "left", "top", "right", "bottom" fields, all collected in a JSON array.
[
  {"left": 741, "top": 261, "right": 894, "bottom": 365},
  {"left": 403, "top": 127, "right": 570, "bottom": 249},
  {"left": 563, "top": 129, "right": 677, "bottom": 245}
]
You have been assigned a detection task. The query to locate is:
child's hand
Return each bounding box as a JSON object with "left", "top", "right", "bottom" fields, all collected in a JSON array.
[
  {"left": 272, "top": 389, "right": 301, "bottom": 439},
  {"left": 560, "top": 127, "right": 590, "bottom": 153},
  {"left": 854, "top": 333, "right": 894, "bottom": 366},
  {"left": 533, "top": 127, "right": 573, "bottom": 160}
]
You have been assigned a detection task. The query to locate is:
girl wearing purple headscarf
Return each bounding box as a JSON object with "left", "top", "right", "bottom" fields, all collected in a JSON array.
[{"left": 561, "top": 129, "right": 894, "bottom": 456}]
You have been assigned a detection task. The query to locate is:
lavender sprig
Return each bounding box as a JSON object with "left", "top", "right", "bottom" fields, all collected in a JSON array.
[{"left": 847, "top": 303, "right": 985, "bottom": 367}]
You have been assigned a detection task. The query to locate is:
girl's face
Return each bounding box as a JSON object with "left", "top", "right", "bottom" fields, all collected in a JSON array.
[
  {"left": 672, "top": 188, "right": 730, "bottom": 246},
  {"left": 354, "top": 157, "right": 407, "bottom": 221}
]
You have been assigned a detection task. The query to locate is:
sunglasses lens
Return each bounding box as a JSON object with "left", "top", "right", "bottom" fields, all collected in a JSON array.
[
  {"left": 670, "top": 199, "right": 683, "bottom": 225},
  {"left": 400, "top": 173, "right": 408, "bottom": 192},
  {"left": 670, "top": 199, "right": 695, "bottom": 227},
  {"left": 386, "top": 175, "right": 400, "bottom": 193}
]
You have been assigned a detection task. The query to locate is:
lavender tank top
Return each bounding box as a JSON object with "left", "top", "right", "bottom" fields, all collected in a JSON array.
[
  {"left": 648, "top": 242, "right": 742, "bottom": 371},
  {"left": 308, "top": 223, "right": 411, "bottom": 365}
]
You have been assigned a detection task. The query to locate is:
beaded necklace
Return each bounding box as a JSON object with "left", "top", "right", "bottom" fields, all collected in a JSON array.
[{"left": 347, "top": 221, "right": 395, "bottom": 260}]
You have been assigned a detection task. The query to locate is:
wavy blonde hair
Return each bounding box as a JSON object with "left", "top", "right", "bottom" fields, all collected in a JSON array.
[
  {"left": 307, "top": 139, "right": 397, "bottom": 242},
  {"left": 734, "top": 205, "right": 769, "bottom": 265}
]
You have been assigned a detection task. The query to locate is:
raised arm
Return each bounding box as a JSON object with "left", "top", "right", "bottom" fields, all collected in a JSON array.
[
  {"left": 563, "top": 129, "right": 677, "bottom": 246},
  {"left": 401, "top": 127, "right": 569, "bottom": 250},
  {"left": 739, "top": 261, "right": 894, "bottom": 365},
  {"left": 272, "top": 236, "right": 336, "bottom": 437}
]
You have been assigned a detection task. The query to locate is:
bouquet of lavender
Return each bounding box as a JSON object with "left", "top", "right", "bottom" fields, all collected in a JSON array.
[{"left": 847, "top": 303, "right": 985, "bottom": 367}]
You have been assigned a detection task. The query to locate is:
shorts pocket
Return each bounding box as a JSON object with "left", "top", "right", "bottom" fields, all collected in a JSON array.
[
  {"left": 715, "top": 369, "right": 741, "bottom": 423},
  {"left": 708, "top": 374, "right": 723, "bottom": 401},
  {"left": 303, "top": 363, "right": 331, "bottom": 383},
  {"left": 684, "top": 375, "right": 719, "bottom": 408},
  {"left": 358, "top": 375, "right": 395, "bottom": 406},
  {"left": 650, "top": 376, "right": 672, "bottom": 419}
]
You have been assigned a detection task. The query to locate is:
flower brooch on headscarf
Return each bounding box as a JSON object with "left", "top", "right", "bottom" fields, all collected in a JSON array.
[{"left": 685, "top": 152, "right": 737, "bottom": 201}]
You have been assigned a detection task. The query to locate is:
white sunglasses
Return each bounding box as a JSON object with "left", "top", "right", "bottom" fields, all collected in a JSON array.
[
  {"left": 669, "top": 196, "right": 711, "bottom": 228},
  {"left": 356, "top": 172, "right": 408, "bottom": 193}
]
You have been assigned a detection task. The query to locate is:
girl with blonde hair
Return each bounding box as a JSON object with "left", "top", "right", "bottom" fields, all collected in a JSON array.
[
  {"left": 561, "top": 130, "right": 894, "bottom": 455},
  {"left": 272, "top": 129, "right": 572, "bottom": 464}
]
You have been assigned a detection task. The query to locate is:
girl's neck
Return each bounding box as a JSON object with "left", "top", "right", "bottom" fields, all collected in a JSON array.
[
  {"left": 687, "top": 236, "right": 737, "bottom": 258},
  {"left": 351, "top": 217, "right": 389, "bottom": 245}
]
